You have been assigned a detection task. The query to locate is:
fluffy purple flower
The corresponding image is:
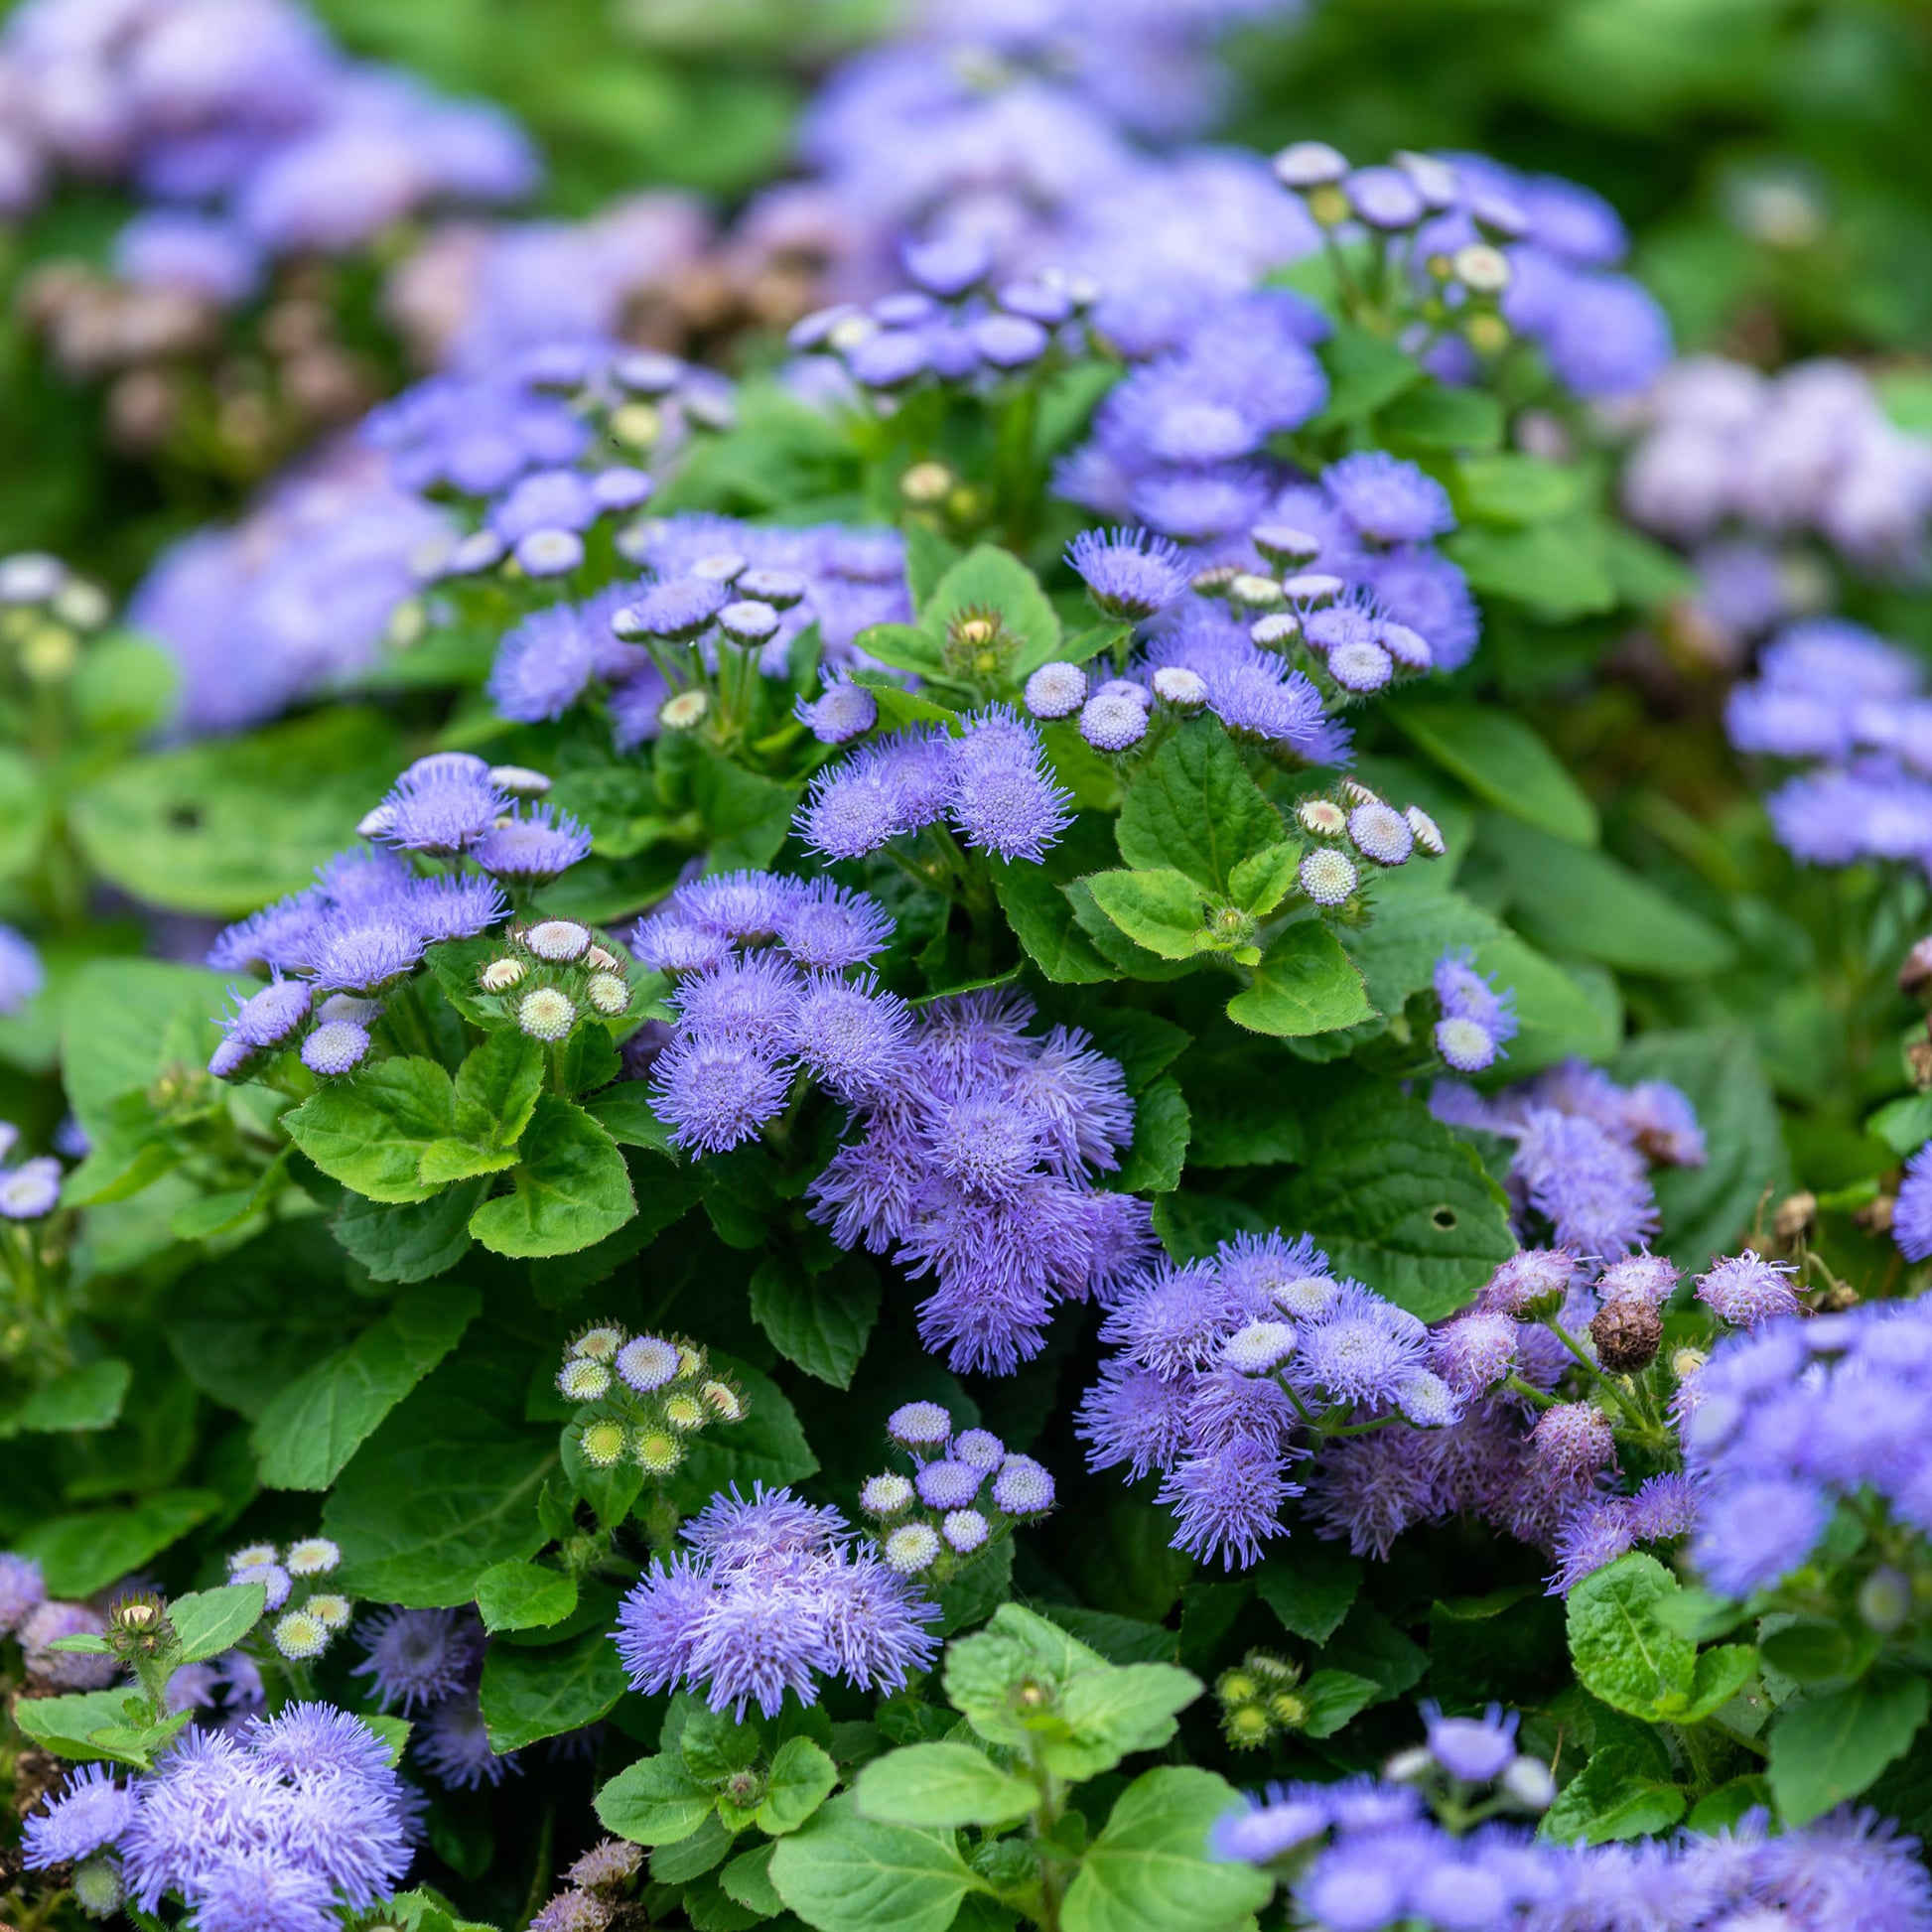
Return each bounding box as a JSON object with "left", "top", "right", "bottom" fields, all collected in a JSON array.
[
  {"left": 1513, "top": 1108, "right": 1659, "bottom": 1254},
  {"left": 374, "top": 754, "right": 508, "bottom": 855},
  {"left": 649, "top": 1036, "right": 790, "bottom": 1154},
  {"left": 349, "top": 1607, "right": 483, "bottom": 1715},
  {"left": 1697, "top": 1251, "right": 1801, "bottom": 1328},
  {"left": 22, "top": 1763, "right": 134, "bottom": 1868},
  {"left": 774, "top": 880, "right": 894, "bottom": 969},
  {"left": 1693, "top": 1477, "right": 1829, "bottom": 1597},
  {"left": 1422, "top": 1702, "right": 1518, "bottom": 1782},
  {"left": 1066, "top": 527, "right": 1189, "bottom": 620},
  {"left": 1158, "top": 1437, "right": 1294, "bottom": 1570},
  {"left": 796, "top": 672, "right": 879, "bottom": 746},
  {"left": 1323, "top": 452, "right": 1455, "bottom": 544},
  {"left": 472, "top": 805, "right": 593, "bottom": 883},
  {"left": 488, "top": 606, "right": 597, "bottom": 723},
  {"left": 1897, "top": 1143, "right": 1932, "bottom": 1262},
  {"left": 1289, "top": 1283, "right": 1430, "bottom": 1409},
  {"left": 418, "top": 1693, "right": 516, "bottom": 1791},
  {"left": 0, "top": 1551, "right": 46, "bottom": 1635}
]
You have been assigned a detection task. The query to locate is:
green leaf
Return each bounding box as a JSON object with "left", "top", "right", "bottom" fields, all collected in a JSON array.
[
  {"left": 323, "top": 1341, "right": 557, "bottom": 1606},
  {"left": 12, "top": 1689, "right": 153, "bottom": 1766},
  {"left": 469, "top": 1095, "right": 636, "bottom": 1259},
  {"left": 1254, "top": 1546, "right": 1361, "bottom": 1644},
  {"left": 169, "top": 1583, "right": 267, "bottom": 1664},
  {"left": 991, "top": 828, "right": 1125, "bottom": 986},
  {"left": 1452, "top": 452, "right": 1587, "bottom": 525},
  {"left": 1056, "top": 1662, "right": 1203, "bottom": 1775},
  {"left": 475, "top": 1561, "right": 578, "bottom": 1634},
  {"left": 0, "top": 748, "right": 52, "bottom": 880},
  {"left": 855, "top": 621, "right": 948, "bottom": 678},
  {"left": 1085, "top": 870, "right": 1215, "bottom": 960},
  {"left": 651, "top": 1812, "right": 735, "bottom": 1885},
  {"left": 69, "top": 708, "right": 405, "bottom": 915},
  {"left": 1759, "top": 1620, "right": 1853, "bottom": 1684},
  {"left": 1543, "top": 1746, "right": 1688, "bottom": 1845},
  {"left": 1681, "top": 1643, "right": 1759, "bottom": 1723},
  {"left": 1311, "top": 327, "right": 1423, "bottom": 426},
  {"left": 1391, "top": 702, "right": 1597, "bottom": 847},
  {"left": 1226, "top": 923, "right": 1373, "bottom": 1037},
  {"left": 0, "top": 1359, "right": 131, "bottom": 1437},
  {"left": 1115, "top": 720, "right": 1282, "bottom": 894},
  {"left": 481, "top": 1621, "right": 628, "bottom": 1752},
  {"left": 1299, "top": 1670, "right": 1385, "bottom": 1740},
  {"left": 17, "top": 1490, "right": 219, "bottom": 1597},
  {"left": 850, "top": 670, "right": 961, "bottom": 731},
  {"left": 331, "top": 1183, "right": 487, "bottom": 1285},
  {"left": 71, "top": 632, "right": 179, "bottom": 738},
  {"left": 749, "top": 1255, "right": 881, "bottom": 1389},
  {"left": 769, "top": 1793, "right": 985, "bottom": 1932},
  {"left": 1061, "top": 1766, "right": 1274, "bottom": 1932},
  {"left": 921, "top": 546, "right": 1061, "bottom": 675},
  {"left": 1769, "top": 1671, "right": 1932, "bottom": 1825},
  {"left": 1270, "top": 1085, "right": 1515, "bottom": 1320},
  {"left": 1446, "top": 519, "right": 1616, "bottom": 619},
  {"left": 1476, "top": 815, "right": 1734, "bottom": 977},
  {"left": 1115, "top": 1075, "right": 1190, "bottom": 1194},
  {"left": 854, "top": 1745, "right": 1039, "bottom": 1830},
  {"left": 61, "top": 959, "right": 232, "bottom": 1142},
  {"left": 1228, "top": 841, "right": 1300, "bottom": 914},
  {"left": 721, "top": 1844, "right": 786, "bottom": 1917},
  {"left": 757, "top": 1736, "right": 840, "bottom": 1836},
  {"left": 584, "top": 1080, "right": 678, "bottom": 1155},
  {"left": 1379, "top": 381, "right": 1504, "bottom": 453},
  {"left": 283, "top": 1058, "right": 458, "bottom": 1205},
  {"left": 1339, "top": 878, "right": 1617, "bottom": 1075},
  {"left": 252, "top": 1285, "right": 482, "bottom": 1491},
  {"left": 1567, "top": 1554, "right": 1697, "bottom": 1721},
  {"left": 597, "top": 1752, "right": 716, "bottom": 1847},
  {"left": 453, "top": 1029, "right": 545, "bottom": 1147},
  {"left": 363, "top": 1716, "right": 412, "bottom": 1768}
]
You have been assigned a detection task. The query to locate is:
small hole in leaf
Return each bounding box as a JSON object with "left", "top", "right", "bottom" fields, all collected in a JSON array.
[
  {"left": 170, "top": 804, "right": 202, "bottom": 832},
  {"left": 1431, "top": 1205, "right": 1457, "bottom": 1231}
]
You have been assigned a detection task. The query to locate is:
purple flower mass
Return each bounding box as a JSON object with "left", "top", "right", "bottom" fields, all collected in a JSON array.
[{"left": 614, "top": 1484, "right": 938, "bottom": 1717}]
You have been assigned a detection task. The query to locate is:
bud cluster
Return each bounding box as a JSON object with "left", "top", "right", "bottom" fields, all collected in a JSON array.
[
  {"left": 1293, "top": 779, "right": 1446, "bottom": 911},
  {"left": 1215, "top": 1649, "right": 1312, "bottom": 1750},
  {"left": 0, "top": 550, "right": 111, "bottom": 688},
  {"left": 224, "top": 1537, "right": 352, "bottom": 1663},
  {"left": 1197, "top": 554, "right": 1439, "bottom": 702},
  {"left": 477, "top": 919, "right": 635, "bottom": 1044},
  {"left": 556, "top": 1323, "right": 746, "bottom": 1479},
  {"left": 857, "top": 1400, "right": 1055, "bottom": 1587}
]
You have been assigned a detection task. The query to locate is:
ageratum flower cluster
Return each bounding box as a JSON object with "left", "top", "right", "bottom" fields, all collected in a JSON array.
[
  {"left": 555, "top": 1323, "right": 746, "bottom": 1480},
  {"left": 0, "top": 0, "right": 535, "bottom": 255},
  {"left": 1432, "top": 1057, "right": 1706, "bottom": 1253},
  {"left": 495, "top": 511, "right": 910, "bottom": 750},
  {"left": 1212, "top": 1767, "right": 1930, "bottom": 1931},
  {"left": 220, "top": 1535, "right": 352, "bottom": 1664},
  {"left": 613, "top": 1484, "right": 939, "bottom": 1720},
  {"left": 632, "top": 868, "right": 904, "bottom": 1149},
  {"left": 1432, "top": 946, "right": 1518, "bottom": 1072},
  {"left": 807, "top": 989, "right": 1155, "bottom": 1374},
  {"left": 351, "top": 1604, "right": 510, "bottom": 1792},
  {"left": 1725, "top": 619, "right": 1932, "bottom": 880},
  {"left": 1273, "top": 142, "right": 1672, "bottom": 399},
  {"left": 1676, "top": 1298, "right": 1932, "bottom": 1603},
  {"left": 797, "top": 707, "right": 1072, "bottom": 864},
  {"left": 1622, "top": 357, "right": 1932, "bottom": 618},
  {"left": 21, "top": 1703, "right": 414, "bottom": 1932},
  {"left": 1076, "top": 1230, "right": 1462, "bottom": 1570},
  {"left": 206, "top": 755, "right": 593, "bottom": 1079},
  {"left": 790, "top": 241, "right": 1089, "bottom": 394},
  {"left": 857, "top": 1401, "right": 1055, "bottom": 1584}
]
